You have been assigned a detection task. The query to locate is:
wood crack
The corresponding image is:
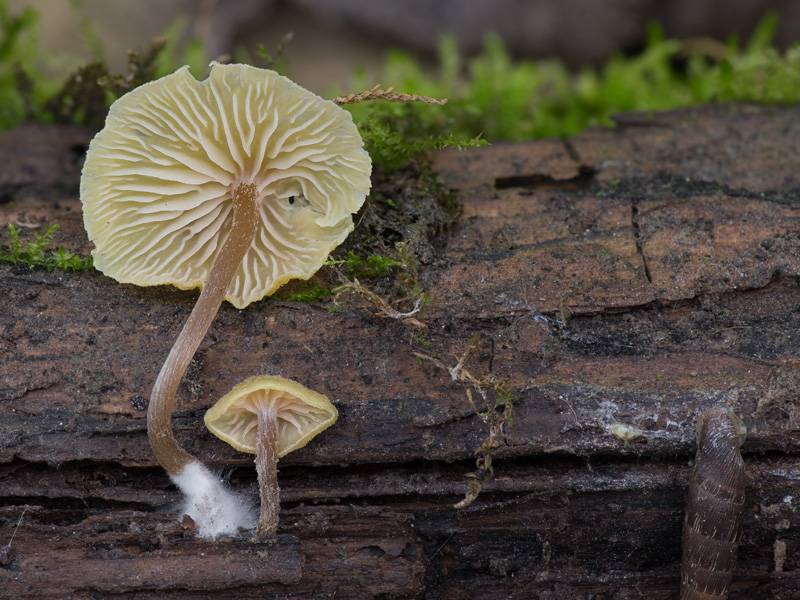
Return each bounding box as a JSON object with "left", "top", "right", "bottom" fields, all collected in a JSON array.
[{"left": 630, "top": 198, "right": 652, "bottom": 283}]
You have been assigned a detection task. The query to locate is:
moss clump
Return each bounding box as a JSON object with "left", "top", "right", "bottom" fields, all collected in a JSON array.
[
  {"left": 0, "top": 223, "right": 93, "bottom": 271},
  {"left": 337, "top": 161, "right": 459, "bottom": 265},
  {"left": 0, "top": 0, "right": 206, "bottom": 131},
  {"left": 2, "top": 4, "right": 799, "bottom": 144},
  {"left": 344, "top": 11, "right": 800, "bottom": 142},
  {"left": 271, "top": 280, "right": 334, "bottom": 303},
  {"left": 352, "top": 113, "right": 487, "bottom": 171},
  {"left": 46, "top": 37, "right": 168, "bottom": 130}
]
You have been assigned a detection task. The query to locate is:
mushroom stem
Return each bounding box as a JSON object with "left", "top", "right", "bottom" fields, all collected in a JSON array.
[
  {"left": 255, "top": 407, "right": 280, "bottom": 536},
  {"left": 148, "top": 183, "right": 261, "bottom": 476}
]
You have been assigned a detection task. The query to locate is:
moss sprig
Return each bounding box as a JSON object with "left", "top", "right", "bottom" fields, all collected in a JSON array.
[
  {"left": 328, "top": 242, "right": 428, "bottom": 326},
  {"left": 355, "top": 116, "right": 487, "bottom": 171},
  {"left": 333, "top": 84, "right": 448, "bottom": 106},
  {"left": 0, "top": 223, "right": 93, "bottom": 271},
  {"left": 414, "top": 334, "right": 516, "bottom": 508}
]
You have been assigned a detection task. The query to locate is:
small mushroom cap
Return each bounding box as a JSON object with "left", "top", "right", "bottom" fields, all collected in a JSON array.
[
  {"left": 204, "top": 375, "right": 338, "bottom": 457},
  {"left": 81, "top": 62, "right": 371, "bottom": 309}
]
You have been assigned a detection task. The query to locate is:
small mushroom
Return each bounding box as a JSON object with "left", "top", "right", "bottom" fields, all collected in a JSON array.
[
  {"left": 80, "top": 62, "right": 370, "bottom": 536},
  {"left": 205, "top": 375, "right": 338, "bottom": 536}
]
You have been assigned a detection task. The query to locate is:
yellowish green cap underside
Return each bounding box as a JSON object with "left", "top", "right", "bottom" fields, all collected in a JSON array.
[
  {"left": 80, "top": 62, "right": 371, "bottom": 309},
  {"left": 204, "top": 375, "right": 338, "bottom": 457}
]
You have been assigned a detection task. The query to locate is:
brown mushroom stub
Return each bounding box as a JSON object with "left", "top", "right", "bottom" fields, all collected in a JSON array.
[
  {"left": 205, "top": 376, "right": 338, "bottom": 536},
  {"left": 80, "top": 62, "right": 371, "bottom": 537}
]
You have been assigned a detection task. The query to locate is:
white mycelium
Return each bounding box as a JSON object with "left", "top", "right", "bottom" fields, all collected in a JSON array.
[{"left": 172, "top": 461, "right": 255, "bottom": 539}]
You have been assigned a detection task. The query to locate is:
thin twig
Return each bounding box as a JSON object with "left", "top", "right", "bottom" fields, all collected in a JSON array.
[
  {"left": 333, "top": 277, "right": 426, "bottom": 324},
  {"left": 415, "top": 335, "right": 514, "bottom": 509}
]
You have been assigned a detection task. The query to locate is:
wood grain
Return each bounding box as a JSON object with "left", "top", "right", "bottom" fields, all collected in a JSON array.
[{"left": 2, "top": 104, "right": 800, "bottom": 598}]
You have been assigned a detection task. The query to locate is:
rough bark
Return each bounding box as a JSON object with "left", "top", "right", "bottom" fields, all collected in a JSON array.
[{"left": 1, "top": 105, "right": 799, "bottom": 598}]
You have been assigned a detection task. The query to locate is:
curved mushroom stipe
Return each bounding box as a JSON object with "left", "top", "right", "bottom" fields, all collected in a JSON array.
[
  {"left": 680, "top": 407, "right": 747, "bottom": 600},
  {"left": 147, "top": 183, "right": 259, "bottom": 537},
  {"left": 148, "top": 183, "right": 260, "bottom": 476}
]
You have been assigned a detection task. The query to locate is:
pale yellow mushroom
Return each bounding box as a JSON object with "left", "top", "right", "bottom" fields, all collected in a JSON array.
[
  {"left": 80, "top": 62, "right": 370, "bottom": 537},
  {"left": 205, "top": 375, "right": 338, "bottom": 536}
]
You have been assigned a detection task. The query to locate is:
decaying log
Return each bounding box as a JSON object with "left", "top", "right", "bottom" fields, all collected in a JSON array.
[{"left": 1, "top": 104, "right": 799, "bottom": 598}]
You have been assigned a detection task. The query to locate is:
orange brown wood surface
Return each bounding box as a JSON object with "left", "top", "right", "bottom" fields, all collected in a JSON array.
[{"left": 1, "top": 104, "right": 799, "bottom": 598}]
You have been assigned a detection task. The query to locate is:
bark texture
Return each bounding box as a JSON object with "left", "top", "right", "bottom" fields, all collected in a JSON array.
[{"left": 1, "top": 105, "right": 799, "bottom": 598}]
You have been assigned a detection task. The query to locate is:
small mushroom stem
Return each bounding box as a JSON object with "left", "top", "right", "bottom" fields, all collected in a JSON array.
[
  {"left": 255, "top": 407, "right": 280, "bottom": 536},
  {"left": 148, "top": 183, "right": 261, "bottom": 476}
]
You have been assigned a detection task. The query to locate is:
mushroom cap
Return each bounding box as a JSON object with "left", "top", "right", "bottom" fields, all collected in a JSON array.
[
  {"left": 81, "top": 62, "right": 371, "bottom": 309},
  {"left": 204, "top": 375, "right": 338, "bottom": 457}
]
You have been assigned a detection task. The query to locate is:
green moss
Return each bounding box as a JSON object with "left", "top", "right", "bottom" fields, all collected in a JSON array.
[
  {"left": 343, "top": 11, "right": 800, "bottom": 142},
  {"left": 327, "top": 251, "right": 402, "bottom": 279},
  {"left": 0, "top": 0, "right": 58, "bottom": 129},
  {"left": 353, "top": 112, "right": 487, "bottom": 171},
  {"left": 0, "top": 223, "right": 93, "bottom": 271},
  {"left": 0, "top": 0, "right": 207, "bottom": 131},
  {"left": 270, "top": 280, "right": 333, "bottom": 303},
  {"left": 3, "top": 3, "right": 797, "bottom": 163}
]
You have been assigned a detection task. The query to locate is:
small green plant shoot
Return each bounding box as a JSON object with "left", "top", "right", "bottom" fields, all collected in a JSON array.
[{"left": 0, "top": 223, "right": 92, "bottom": 271}]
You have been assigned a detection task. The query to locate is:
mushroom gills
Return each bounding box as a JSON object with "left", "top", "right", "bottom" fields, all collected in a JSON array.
[{"left": 222, "top": 389, "right": 330, "bottom": 453}]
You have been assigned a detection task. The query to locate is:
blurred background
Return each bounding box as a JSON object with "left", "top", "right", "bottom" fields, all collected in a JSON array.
[{"left": 7, "top": 0, "right": 800, "bottom": 95}]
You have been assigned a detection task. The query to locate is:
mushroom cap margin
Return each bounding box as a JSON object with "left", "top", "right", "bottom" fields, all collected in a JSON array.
[
  {"left": 204, "top": 375, "right": 338, "bottom": 457},
  {"left": 80, "top": 62, "right": 372, "bottom": 309}
]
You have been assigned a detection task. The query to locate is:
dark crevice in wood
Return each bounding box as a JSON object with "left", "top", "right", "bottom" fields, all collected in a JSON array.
[
  {"left": 494, "top": 166, "right": 595, "bottom": 191},
  {"left": 630, "top": 197, "right": 653, "bottom": 283},
  {"left": 561, "top": 136, "right": 582, "bottom": 163}
]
